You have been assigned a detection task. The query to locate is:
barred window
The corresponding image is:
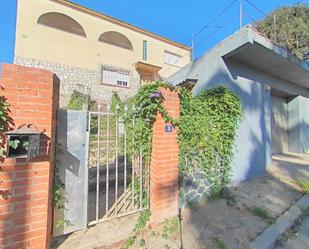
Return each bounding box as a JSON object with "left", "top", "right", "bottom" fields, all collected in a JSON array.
[{"left": 101, "top": 66, "right": 130, "bottom": 87}]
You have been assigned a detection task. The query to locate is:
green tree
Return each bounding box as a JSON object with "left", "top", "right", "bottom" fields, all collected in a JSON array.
[{"left": 256, "top": 4, "right": 309, "bottom": 60}]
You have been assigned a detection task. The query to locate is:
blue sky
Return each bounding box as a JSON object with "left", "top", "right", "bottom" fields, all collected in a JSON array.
[{"left": 0, "top": 0, "right": 306, "bottom": 64}]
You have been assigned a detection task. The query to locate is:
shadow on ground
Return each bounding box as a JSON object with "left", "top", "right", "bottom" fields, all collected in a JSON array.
[
  {"left": 127, "top": 153, "right": 308, "bottom": 249},
  {"left": 178, "top": 153, "right": 308, "bottom": 249},
  {"left": 51, "top": 153, "right": 308, "bottom": 249}
]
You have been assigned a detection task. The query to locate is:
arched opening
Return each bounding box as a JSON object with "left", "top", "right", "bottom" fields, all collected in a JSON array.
[
  {"left": 37, "top": 12, "right": 86, "bottom": 37},
  {"left": 98, "top": 31, "right": 133, "bottom": 50}
]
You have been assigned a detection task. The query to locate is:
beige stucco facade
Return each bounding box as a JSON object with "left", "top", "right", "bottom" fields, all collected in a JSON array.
[{"left": 15, "top": 0, "right": 191, "bottom": 105}]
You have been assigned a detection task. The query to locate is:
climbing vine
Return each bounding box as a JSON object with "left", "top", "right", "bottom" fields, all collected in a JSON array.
[
  {"left": 65, "top": 83, "right": 241, "bottom": 204},
  {"left": 122, "top": 83, "right": 242, "bottom": 194},
  {"left": 0, "top": 95, "right": 14, "bottom": 160},
  {"left": 0, "top": 93, "right": 15, "bottom": 199},
  {"left": 119, "top": 82, "right": 178, "bottom": 164},
  {"left": 178, "top": 86, "right": 242, "bottom": 194}
]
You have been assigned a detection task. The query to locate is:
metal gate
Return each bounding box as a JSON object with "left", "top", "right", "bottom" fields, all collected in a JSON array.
[{"left": 87, "top": 105, "right": 149, "bottom": 226}]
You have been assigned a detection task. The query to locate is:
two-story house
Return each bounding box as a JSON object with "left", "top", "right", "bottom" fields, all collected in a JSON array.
[{"left": 14, "top": 0, "right": 191, "bottom": 106}]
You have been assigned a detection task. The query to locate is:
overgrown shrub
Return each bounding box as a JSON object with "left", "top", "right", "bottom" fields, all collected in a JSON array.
[
  {"left": 179, "top": 86, "right": 242, "bottom": 194},
  {"left": 66, "top": 90, "right": 97, "bottom": 111},
  {"left": 256, "top": 4, "right": 309, "bottom": 60},
  {"left": 114, "top": 83, "right": 242, "bottom": 195}
]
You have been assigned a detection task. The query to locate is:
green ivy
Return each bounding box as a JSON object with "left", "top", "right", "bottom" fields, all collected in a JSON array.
[
  {"left": 117, "top": 83, "right": 177, "bottom": 164},
  {"left": 114, "top": 83, "right": 241, "bottom": 195},
  {"left": 0, "top": 94, "right": 14, "bottom": 200},
  {"left": 0, "top": 95, "right": 14, "bottom": 160},
  {"left": 61, "top": 83, "right": 241, "bottom": 207},
  {"left": 179, "top": 86, "right": 242, "bottom": 194}
]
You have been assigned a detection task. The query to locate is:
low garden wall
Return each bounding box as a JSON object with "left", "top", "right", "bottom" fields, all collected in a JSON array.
[{"left": 0, "top": 64, "right": 59, "bottom": 249}]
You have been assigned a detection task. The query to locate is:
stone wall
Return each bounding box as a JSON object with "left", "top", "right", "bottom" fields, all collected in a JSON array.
[
  {"left": 14, "top": 56, "right": 140, "bottom": 107},
  {"left": 179, "top": 172, "right": 211, "bottom": 208}
]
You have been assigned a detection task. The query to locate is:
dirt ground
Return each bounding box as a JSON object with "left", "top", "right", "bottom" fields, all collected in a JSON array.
[
  {"left": 53, "top": 153, "right": 309, "bottom": 249},
  {"left": 126, "top": 153, "right": 308, "bottom": 249}
]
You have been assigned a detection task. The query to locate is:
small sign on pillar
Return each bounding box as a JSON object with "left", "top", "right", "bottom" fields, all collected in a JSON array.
[{"left": 164, "top": 124, "right": 173, "bottom": 132}]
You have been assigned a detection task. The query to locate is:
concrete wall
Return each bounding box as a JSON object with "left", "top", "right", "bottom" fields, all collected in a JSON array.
[
  {"left": 169, "top": 45, "right": 309, "bottom": 182},
  {"left": 271, "top": 95, "right": 288, "bottom": 155},
  {"left": 299, "top": 97, "right": 309, "bottom": 153},
  {"left": 174, "top": 57, "right": 272, "bottom": 182},
  {"left": 287, "top": 97, "right": 301, "bottom": 153},
  {"left": 289, "top": 96, "right": 309, "bottom": 154}
]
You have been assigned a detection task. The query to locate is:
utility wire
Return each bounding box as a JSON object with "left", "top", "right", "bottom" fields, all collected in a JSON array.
[
  {"left": 160, "top": 0, "right": 238, "bottom": 75},
  {"left": 190, "top": 0, "right": 238, "bottom": 42},
  {"left": 245, "top": 0, "right": 267, "bottom": 17},
  {"left": 10, "top": 0, "right": 239, "bottom": 78},
  {"left": 243, "top": 12, "right": 260, "bottom": 25},
  {"left": 194, "top": 15, "right": 237, "bottom": 50}
]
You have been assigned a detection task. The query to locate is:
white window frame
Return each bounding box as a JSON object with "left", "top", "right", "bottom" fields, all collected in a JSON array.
[{"left": 101, "top": 65, "right": 131, "bottom": 88}]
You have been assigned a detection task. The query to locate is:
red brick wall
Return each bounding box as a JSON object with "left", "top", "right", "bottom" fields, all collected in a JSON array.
[
  {"left": 0, "top": 64, "right": 59, "bottom": 249},
  {"left": 150, "top": 87, "right": 180, "bottom": 224}
]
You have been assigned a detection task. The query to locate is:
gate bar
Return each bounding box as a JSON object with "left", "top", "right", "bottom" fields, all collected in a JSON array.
[
  {"left": 106, "top": 105, "right": 110, "bottom": 217},
  {"left": 96, "top": 113, "right": 101, "bottom": 221},
  {"left": 139, "top": 147, "right": 143, "bottom": 209},
  {"left": 115, "top": 105, "right": 119, "bottom": 216},
  {"left": 131, "top": 106, "right": 135, "bottom": 210},
  {"left": 124, "top": 105, "right": 128, "bottom": 213},
  {"left": 87, "top": 107, "right": 149, "bottom": 226}
]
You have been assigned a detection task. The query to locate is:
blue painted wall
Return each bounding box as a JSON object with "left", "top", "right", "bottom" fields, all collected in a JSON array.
[
  {"left": 288, "top": 97, "right": 301, "bottom": 153},
  {"left": 298, "top": 97, "right": 309, "bottom": 153},
  {"left": 287, "top": 96, "right": 309, "bottom": 154},
  {"left": 168, "top": 42, "right": 309, "bottom": 183},
  {"left": 191, "top": 58, "right": 272, "bottom": 182}
]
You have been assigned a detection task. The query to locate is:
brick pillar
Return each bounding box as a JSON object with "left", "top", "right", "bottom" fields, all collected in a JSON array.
[
  {"left": 150, "top": 87, "right": 179, "bottom": 225},
  {"left": 0, "top": 64, "right": 59, "bottom": 249}
]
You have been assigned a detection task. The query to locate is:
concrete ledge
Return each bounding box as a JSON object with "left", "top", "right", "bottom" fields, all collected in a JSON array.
[
  {"left": 250, "top": 194, "right": 309, "bottom": 249},
  {"left": 295, "top": 195, "right": 309, "bottom": 210}
]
